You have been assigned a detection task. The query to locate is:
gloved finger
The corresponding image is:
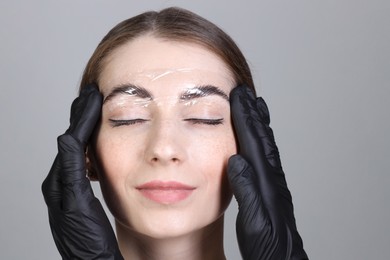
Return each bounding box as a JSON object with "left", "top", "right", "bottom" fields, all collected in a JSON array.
[
  {"left": 230, "top": 85, "right": 284, "bottom": 212},
  {"left": 42, "top": 155, "right": 62, "bottom": 209},
  {"left": 227, "top": 155, "right": 266, "bottom": 225},
  {"left": 230, "top": 85, "right": 274, "bottom": 173},
  {"left": 57, "top": 133, "right": 96, "bottom": 211},
  {"left": 256, "top": 97, "right": 282, "bottom": 170},
  {"left": 49, "top": 198, "right": 123, "bottom": 259},
  {"left": 228, "top": 154, "right": 276, "bottom": 259},
  {"left": 57, "top": 134, "right": 87, "bottom": 185},
  {"left": 66, "top": 84, "right": 102, "bottom": 145},
  {"left": 230, "top": 85, "right": 269, "bottom": 163},
  {"left": 253, "top": 97, "right": 292, "bottom": 212},
  {"left": 255, "top": 95, "right": 270, "bottom": 125},
  {"left": 230, "top": 85, "right": 281, "bottom": 169},
  {"left": 62, "top": 171, "right": 95, "bottom": 213}
]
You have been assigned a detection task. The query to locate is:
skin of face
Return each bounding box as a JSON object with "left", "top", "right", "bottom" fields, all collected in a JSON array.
[{"left": 93, "top": 35, "right": 237, "bottom": 240}]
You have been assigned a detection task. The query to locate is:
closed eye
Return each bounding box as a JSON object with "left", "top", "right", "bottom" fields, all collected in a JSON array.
[
  {"left": 109, "top": 119, "right": 149, "bottom": 127},
  {"left": 184, "top": 118, "right": 224, "bottom": 126}
]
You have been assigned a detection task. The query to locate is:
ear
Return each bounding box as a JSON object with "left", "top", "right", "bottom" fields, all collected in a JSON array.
[{"left": 86, "top": 146, "right": 99, "bottom": 181}]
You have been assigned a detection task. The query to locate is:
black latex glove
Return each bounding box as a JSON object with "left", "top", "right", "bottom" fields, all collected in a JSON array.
[
  {"left": 228, "top": 85, "right": 308, "bottom": 260},
  {"left": 42, "top": 84, "right": 123, "bottom": 260}
]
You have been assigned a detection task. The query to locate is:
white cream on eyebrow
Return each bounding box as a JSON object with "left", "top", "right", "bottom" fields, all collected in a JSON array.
[
  {"left": 180, "top": 88, "right": 208, "bottom": 107},
  {"left": 124, "top": 88, "right": 137, "bottom": 96},
  {"left": 183, "top": 87, "right": 207, "bottom": 97}
]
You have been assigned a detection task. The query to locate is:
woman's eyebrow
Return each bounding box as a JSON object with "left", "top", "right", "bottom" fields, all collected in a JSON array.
[
  {"left": 180, "top": 85, "right": 229, "bottom": 102},
  {"left": 103, "top": 84, "right": 153, "bottom": 104}
]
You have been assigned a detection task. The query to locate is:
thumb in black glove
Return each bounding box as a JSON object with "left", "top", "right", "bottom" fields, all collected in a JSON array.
[
  {"left": 228, "top": 85, "right": 308, "bottom": 260},
  {"left": 42, "top": 84, "right": 123, "bottom": 259}
]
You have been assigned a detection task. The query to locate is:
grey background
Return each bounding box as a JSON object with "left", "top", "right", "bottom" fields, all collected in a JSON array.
[{"left": 1, "top": 0, "right": 389, "bottom": 259}]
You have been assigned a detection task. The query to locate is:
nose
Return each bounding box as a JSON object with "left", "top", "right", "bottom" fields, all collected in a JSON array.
[{"left": 144, "top": 119, "right": 187, "bottom": 165}]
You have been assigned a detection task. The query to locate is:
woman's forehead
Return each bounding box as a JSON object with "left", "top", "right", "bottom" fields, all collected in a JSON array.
[{"left": 98, "top": 35, "right": 235, "bottom": 95}]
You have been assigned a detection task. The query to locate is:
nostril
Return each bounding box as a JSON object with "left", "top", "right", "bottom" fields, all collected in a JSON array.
[{"left": 150, "top": 157, "right": 180, "bottom": 164}]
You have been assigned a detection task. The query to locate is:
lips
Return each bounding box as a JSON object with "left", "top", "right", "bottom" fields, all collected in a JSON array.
[{"left": 136, "top": 181, "right": 196, "bottom": 204}]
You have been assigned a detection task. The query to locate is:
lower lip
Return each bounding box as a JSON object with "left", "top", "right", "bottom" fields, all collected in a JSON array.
[{"left": 138, "top": 189, "right": 194, "bottom": 204}]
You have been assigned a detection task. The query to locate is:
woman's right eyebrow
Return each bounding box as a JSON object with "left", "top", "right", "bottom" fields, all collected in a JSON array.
[{"left": 103, "top": 84, "right": 153, "bottom": 104}]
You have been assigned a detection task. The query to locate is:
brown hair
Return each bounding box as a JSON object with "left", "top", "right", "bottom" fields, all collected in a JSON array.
[{"left": 79, "top": 7, "right": 255, "bottom": 93}]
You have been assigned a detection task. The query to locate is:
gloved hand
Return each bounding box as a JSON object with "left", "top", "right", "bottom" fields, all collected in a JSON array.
[
  {"left": 42, "top": 84, "right": 123, "bottom": 260},
  {"left": 228, "top": 85, "right": 308, "bottom": 260}
]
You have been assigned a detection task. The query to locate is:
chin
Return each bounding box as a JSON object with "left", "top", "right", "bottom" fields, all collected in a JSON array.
[
  {"left": 117, "top": 203, "right": 226, "bottom": 240},
  {"left": 139, "top": 211, "right": 211, "bottom": 238}
]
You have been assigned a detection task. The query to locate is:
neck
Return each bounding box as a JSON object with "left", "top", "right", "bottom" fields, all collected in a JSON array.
[{"left": 116, "top": 216, "right": 226, "bottom": 260}]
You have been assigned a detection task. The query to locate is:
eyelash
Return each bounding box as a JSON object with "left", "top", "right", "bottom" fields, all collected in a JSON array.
[
  {"left": 109, "top": 118, "right": 224, "bottom": 127},
  {"left": 109, "top": 119, "right": 148, "bottom": 127},
  {"left": 184, "top": 118, "right": 224, "bottom": 126}
]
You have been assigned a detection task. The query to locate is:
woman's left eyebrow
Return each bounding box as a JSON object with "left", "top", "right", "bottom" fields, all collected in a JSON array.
[{"left": 180, "top": 85, "right": 229, "bottom": 102}]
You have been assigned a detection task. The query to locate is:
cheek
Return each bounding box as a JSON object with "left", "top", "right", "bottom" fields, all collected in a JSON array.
[
  {"left": 201, "top": 118, "right": 237, "bottom": 161},
  {"left": 195, "top": 123, "right": 236, "bottom": 200},
  {"left": 96, "top": 131, "right": 131, "bottom": 175},
  {"left": 95, "top": 125, "right": 149, "bottom": 185},
  {"left": 93, "top": 126, "right": 143, "bottom": 216}
]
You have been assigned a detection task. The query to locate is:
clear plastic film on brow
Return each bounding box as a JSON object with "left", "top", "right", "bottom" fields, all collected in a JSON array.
[{"left": 105, "top": 68, "right": 233, "bottom": 111}]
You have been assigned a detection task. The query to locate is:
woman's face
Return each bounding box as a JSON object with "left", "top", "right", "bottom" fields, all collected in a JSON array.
[{"left": 94, "top": 35, "right": 237, "bottom": 238}]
